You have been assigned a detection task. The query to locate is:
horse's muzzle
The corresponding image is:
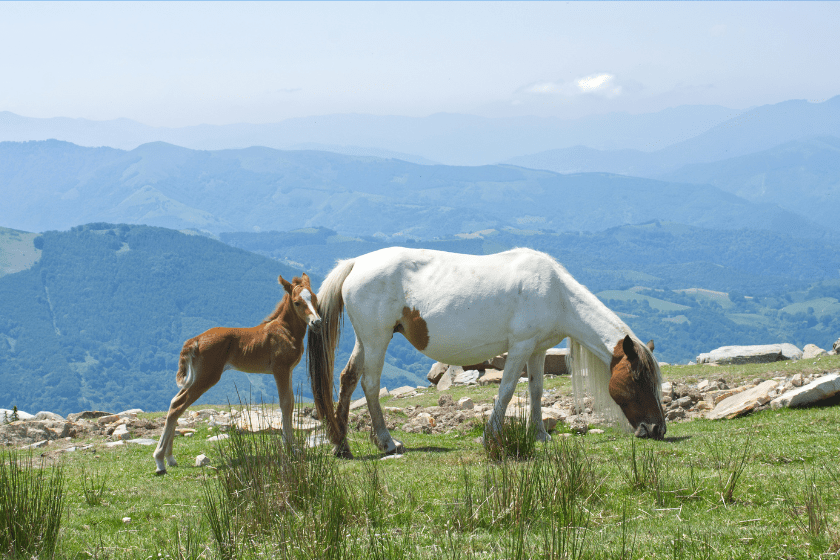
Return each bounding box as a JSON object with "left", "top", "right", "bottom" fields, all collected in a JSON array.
[
  {"left": 309, "top": 318, "right": 323, "bottom": 333},
  {"left": 634, "top": 421, "right": 666, "bottom": 440}
]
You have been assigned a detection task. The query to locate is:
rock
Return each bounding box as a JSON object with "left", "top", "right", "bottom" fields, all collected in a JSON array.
[
  {"left": 0, "top": 409, "right": 34, "bottom": 421},
  {"left": 379, "top": 387, "right": 390, "bottom": 398},
  {"left": 453, "top": 369, "right": 480, "bottom": 385},
  {"left": 126, "top": 438, "right": 157, "bottom": 446},
  {"left": 390, "top": 386, "right": 416, "bottom": 398},
  {"left": 802, "top": 344, "right": 827, "bottom": 360},
  {"left": 350, "top": 397, "right": 368, "bottom": 410},
  {"left": 568, "top": 416, "right": 588, "bottom": 435},
  {"left": 105, "top": 440, "right": 124, "bottom": 448},
  {"left": 697, "top": 380, "right": 710, "bottom": 392},
  {"left": 34, "top": 411, "right": 65, "bottom": 422},
  {"left": 195, "top": 454, "right": 210, "bottom": 467},
  {"left": 380, "top": 453, "right": 404, "bottom": 461},
  {"left": 306, "top": 433, "right": 330, "bottom": 448},
  {"left": 706, "top": 380, "right": 778, "bottom": 420},
  {"left": 676, "top": 396, "right": 693, "bottom": 408},
  {"left": 438, "top": 394, "right": 455, "bottom": 408},
  {"left": 21, "top": 440, "right": 48, "bottom": 449},
  {"left": 780, "top": 344, "right": 804, "bottom": 361},
  {"left": 207, "top": 434, "right": 230, "bottom": 442},
  {"left": 544, "top": 348, "right": 569, "bottom": 375},
  {"left": 427, "top": 362, "right": 448, "bottom": 385},
  {"left": 490, "top": 354, "right": 507, "bottom": 370},
  {"left": 122, "top": 517, "right": 131, "bottom": 524},
  {"left": 97, "top": 414, "right": 122, "bottom": 425},
  {"left": 696, "top": 345, "right": 786, "bottom": 365},
  {"left": 588, "top": 428, "right": 605, "bottom": 434},
  {"left": 67, "top": 411, "right": 113, "bottom": 422},
  {"left": 791, "top": 373, "right": 804, "bottom": 387},
  {"left": 118, "top": 408, "right": 144, "bottom": 417},
  {"left": 771, "top": 373, "right": 840, "bottom": 409},
  {"left": 832, "top": 337, "right": 840, "bottom": 354},
  {"left": 478, "top": 369, "right": 504, "bottom": 385},
  {"left": 436, "top": 369, "right": 454, "bottom": 391},
  {"left": 457, "top": 397, "right": 474, "bottom": 410},
  {"left": 113, "top": 425, "right": 131, "bottom": 440},
  {"left": 661, "top": 381, "right": 673, "bottom": 398},
  {"left": 0, "top": 420, "right": 75, "bottom": 445}
]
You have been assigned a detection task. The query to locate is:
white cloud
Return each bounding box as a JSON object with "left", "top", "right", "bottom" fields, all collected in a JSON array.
[{"left": 522, "top": 73, "right": 622, "bottom": 98}]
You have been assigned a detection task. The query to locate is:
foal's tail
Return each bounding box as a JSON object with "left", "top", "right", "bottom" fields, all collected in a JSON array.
[
  {"left": 175, "top": 340, "right": 199, "bottom": 390},
  {"left": 307, "top": 258, "right": 355, "bottom": 447}
]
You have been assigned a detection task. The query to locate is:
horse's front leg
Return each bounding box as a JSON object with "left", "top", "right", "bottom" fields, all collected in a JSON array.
[
  {"left": 273, "top": 367, "right": 296, "bottom": 449},
  {"left": 360, "top": 342, "right": 404, "bottom": 455},
  {"left": 485, "top": 342, "right": 534, "bottom": 446},
  {"left": 527, "top": 350, "right": 551, "bottom": 442}
]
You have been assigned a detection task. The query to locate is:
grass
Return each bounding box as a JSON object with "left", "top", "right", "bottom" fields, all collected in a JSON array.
[{"left": 5, "top": 358, "right": 840, "bottom": 558}]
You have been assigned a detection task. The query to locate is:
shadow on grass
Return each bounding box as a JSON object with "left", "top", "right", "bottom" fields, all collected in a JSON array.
[{"left": 352, "top": 445, "right": 455, "bottom": 460}]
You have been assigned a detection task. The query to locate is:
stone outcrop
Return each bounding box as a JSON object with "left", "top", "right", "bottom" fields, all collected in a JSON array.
[
  {"left": 705, "top": 381, "right": 778, "bottom": 420},
  {"left": 802, "top": 344, "right": 827, "bottom": 360},
  {"left": 696, "top": 344, "right": 801, "bottom": 365},
  {"left": 770, "top": 373, "right": 840, "bottom": 409}
]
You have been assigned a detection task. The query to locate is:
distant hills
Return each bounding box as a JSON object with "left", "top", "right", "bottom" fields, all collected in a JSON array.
[
  {"left": 0, "top": 104, "right": 740, "bottom": 166},
  {"left": 505, "top": 96, "right": 840, "bottom": 176},
  {"left": 0, "top": 139, "right": 830, "bottom": 239}
]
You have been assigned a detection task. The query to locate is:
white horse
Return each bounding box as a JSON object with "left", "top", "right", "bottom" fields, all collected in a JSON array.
[{"left": 308, "top": 247, "right": 665, "bottom": 457}]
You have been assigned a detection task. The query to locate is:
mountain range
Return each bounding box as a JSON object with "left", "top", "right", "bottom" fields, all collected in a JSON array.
[{"left": 0, "top": 139, "right": 832, "bottom": 240}]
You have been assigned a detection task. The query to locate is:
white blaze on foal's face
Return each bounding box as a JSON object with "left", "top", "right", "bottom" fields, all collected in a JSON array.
[{"left": 297, "top": 288, "right": 322, "bottom": 331}]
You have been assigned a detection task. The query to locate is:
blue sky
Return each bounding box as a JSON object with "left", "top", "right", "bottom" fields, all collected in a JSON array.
[{"left": 1, "top": 1, "right": 838, "bottom": 127}]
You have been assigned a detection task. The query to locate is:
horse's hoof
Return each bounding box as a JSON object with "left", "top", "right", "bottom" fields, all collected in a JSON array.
[
  {"left": 391, "top": 440, "right": 405, "bottom": 455},
  {"left": 334, "top": 442, "right": 354, "bottom": 459},
  {"left": 155, "top": 469, "right": 167, "bottom": 476}
]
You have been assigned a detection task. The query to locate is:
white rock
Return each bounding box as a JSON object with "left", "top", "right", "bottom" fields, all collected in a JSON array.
[
  {"left": 436, "top": 369, "right": 454, "bottom": 391},
  {"left": 771, "top": 373, "right": 840, "bottom": 409},
  {"left": 105, "top": 440, "right": 124, "bottom": 448},
  {"left": 207, "top": 434, "right": 230, "bottom": 442},
  {"left": 21, "top": 440, "right": 48, "bottom": 449},
  {"left": 457, "top": 397, "right": 474, "bottom": 410},
  {"left": 195, "top": 454, "right": 210, "bottom": 467},
  {"left": 113, "top": 424, "right": 131, "bottom": 440},
  {"left": 390, "top": 386, "right": 416, "bottom": 398},
  {"left": 0, "top": 409, "right": 34, "bottom": 421},
  {"left": 379, "top": 387, "right": 390, "bottom": 398},
  {"left": 802, "top": 344, "right": 827, "bottom": 360},
  {"left": 697, "top": 380, "right": 710, "bottom": 391},
  {"left": 350, "top": 397, "right": 368, "bottom": 410},
  {"left": 707, "top": 380, "right": 778, "bottom": 420},
  {"left": 453, "top": 369, "right": 480, "bottom": 385}
]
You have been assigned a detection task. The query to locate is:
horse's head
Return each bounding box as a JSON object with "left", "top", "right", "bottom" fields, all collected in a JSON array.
[
  {"left": 609, "top": 335, "right": 666, "bottom": 440},
  {"left": 280, "top": 273, "right": 322, "bottom": 333}
]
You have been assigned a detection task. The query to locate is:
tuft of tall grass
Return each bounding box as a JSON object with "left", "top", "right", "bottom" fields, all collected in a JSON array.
[
  {"left": 0, "top": 451, "right": 64, "bottom": 559},
  {"left": 704, "top": 437, "right": 751, "bottom": 504},
  {"left": 483, "top": 406, "right": 539, "bottom": 462},
  {"left": 80, "top": 465, "right": 108, "bottom": 507}
]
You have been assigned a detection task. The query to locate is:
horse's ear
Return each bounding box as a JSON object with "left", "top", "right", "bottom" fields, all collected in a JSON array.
[
  {"left": 301, "top": 272, "right": 310, "bottom": 285},
  {"left": 622, "top": 335, "right": 639, "bottom": 362},
  {"left": 647, "top": 339, "right": 655, "bottom": 352},
  {"left": 278, "top": 275, "right": 293, "bottom": 293}
]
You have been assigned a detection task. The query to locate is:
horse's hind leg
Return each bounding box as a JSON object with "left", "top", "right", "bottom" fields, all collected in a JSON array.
[
  {"left": 153, "top": 358, "right": 223, "bottom": 475},
  {"left": 333, "top": 339, "right": 365, "bottom": 458},
  {"left": 358, "top": 337, "right": 404, "bottom": 455},
  {"left": 526, "top": 350, "right": 551, "bottom": 442}
]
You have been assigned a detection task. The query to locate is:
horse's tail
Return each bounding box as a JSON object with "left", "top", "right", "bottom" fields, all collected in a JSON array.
[
  {"left": 567, "top": 339, "right": 631, "bottom": 431},
  {"left": 307, "top": 258, "right": 356, "bottom": 447},
  {"left": 175, "top": 340, "right": 199, "bottom": 389}
]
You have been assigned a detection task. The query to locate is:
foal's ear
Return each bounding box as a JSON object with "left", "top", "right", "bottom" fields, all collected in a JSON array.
[
  {"left": 622, "top": 335, "right": 639, "bottom": 362},
  {"left": 301, "top": 272, "right": 310, "bottom": 285},
  {"left": 647, "top": 340, "right": 655, "bottom": 352},
  {"left": 278, "top": 275, "right": 293, "bottom": 293}
]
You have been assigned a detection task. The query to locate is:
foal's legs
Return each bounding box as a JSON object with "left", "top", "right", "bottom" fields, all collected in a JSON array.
[
  {"left": 526, "top": 350, "right": 551, "bottom": 442},
  {"left": 273, "top": 366, "right": 295, "bottom": 447},
  {"left": 153, "top": 358, "right": 224, "bottom": 475}
]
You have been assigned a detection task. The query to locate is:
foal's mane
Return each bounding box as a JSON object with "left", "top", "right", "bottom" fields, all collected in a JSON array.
[{"left": 261, "top": 276, "right": 306, "bottom": 324}]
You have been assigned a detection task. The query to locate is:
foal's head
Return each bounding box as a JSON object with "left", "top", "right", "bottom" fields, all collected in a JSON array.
[
  {"left": 609, "top": 335, "right": 666, "bottom": 440},
  {"left": 279, "top": 273, "right": 322, "bottom": 333}
]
